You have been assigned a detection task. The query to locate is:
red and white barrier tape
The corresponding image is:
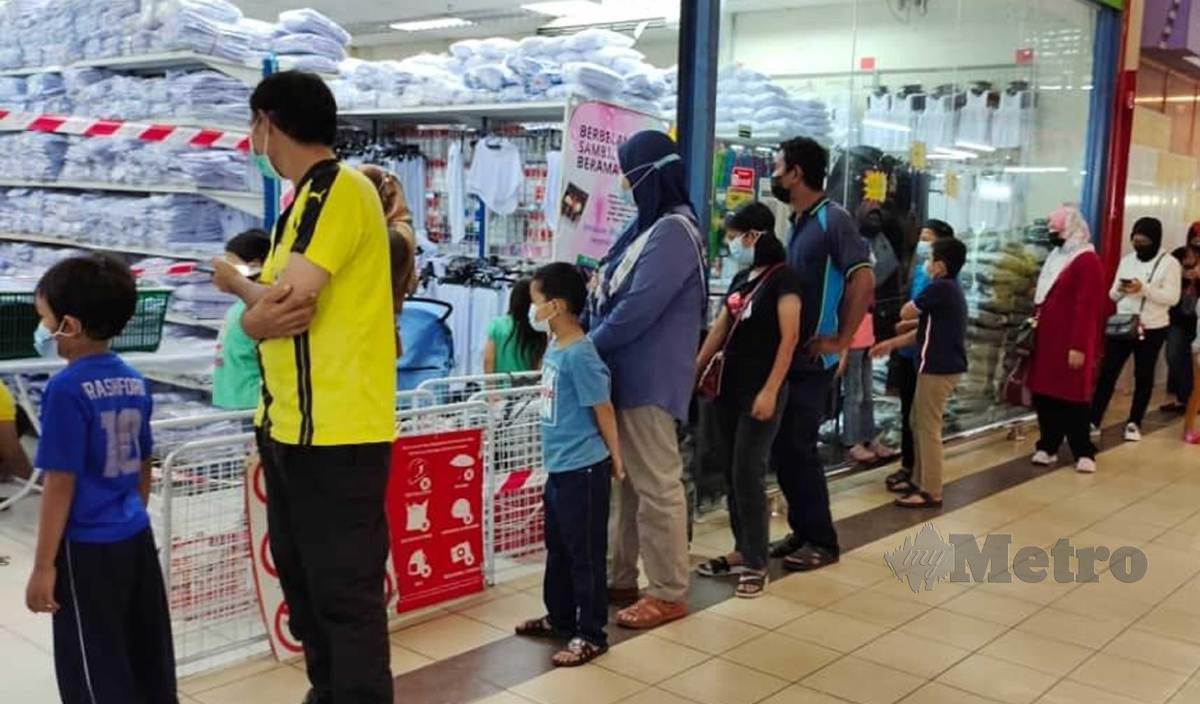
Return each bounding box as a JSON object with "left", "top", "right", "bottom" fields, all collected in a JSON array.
[{"left": 0, "top": 109, "right": 250, "bottom": 151}]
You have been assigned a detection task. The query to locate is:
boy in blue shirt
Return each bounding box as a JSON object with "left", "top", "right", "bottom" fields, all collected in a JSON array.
[
  {"left": 24, "top": 254, "right": 176, "bottom": 703},
  {"left": 873, "top": 238, "right": 969, "bottom": 509},
  {"left": 515, "top": 262, "right": 623, "bottom": 667}
]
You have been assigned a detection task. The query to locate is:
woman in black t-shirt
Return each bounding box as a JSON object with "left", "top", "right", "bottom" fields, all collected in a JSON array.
[{"left": 695, "top": 202, "right": 801, "bottom": 598}]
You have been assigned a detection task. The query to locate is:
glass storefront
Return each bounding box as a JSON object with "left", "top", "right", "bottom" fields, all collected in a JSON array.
[{"left": 708, "top": 0, "right": 1103, "bottom": 461}]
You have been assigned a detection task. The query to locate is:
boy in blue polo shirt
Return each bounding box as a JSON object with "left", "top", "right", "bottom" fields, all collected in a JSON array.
[
  {"left": 24, "top": 254, "right": 176, "bottom": 703},
  {"left": 515, "top": 262, "right": 623, "bottom": 668}
]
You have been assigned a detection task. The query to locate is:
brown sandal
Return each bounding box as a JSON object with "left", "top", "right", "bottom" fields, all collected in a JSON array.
[
  {"left": 616, "top": 596, "right": 688, "bottom": 630},
  {"left": 552, "top": 637, "right": 608, "bottom": 667},
  {"left": 515, "top": 615, "right": 564, "bottom": 639}
]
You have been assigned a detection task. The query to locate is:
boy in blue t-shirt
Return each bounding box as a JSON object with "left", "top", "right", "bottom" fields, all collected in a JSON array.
[
  {"left": 873, "top": 238, "right": 968, "bottom": 510},
  {"left": 515, "top": 262, "right": 623, "bottom": 667},
  {"left": 24, "top": 254, "right": 177, "bottom": 703}
]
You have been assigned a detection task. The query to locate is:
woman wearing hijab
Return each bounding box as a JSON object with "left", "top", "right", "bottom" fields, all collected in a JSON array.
[
  {"left": 587, "top": 130, "right": 706, "bottom": 630},
  {"left": 1027, "top": 206, "right": 1105, "bottom": 473},
  {"left": 1091, "top": 216, "right": 1182, "bottom": 442}
]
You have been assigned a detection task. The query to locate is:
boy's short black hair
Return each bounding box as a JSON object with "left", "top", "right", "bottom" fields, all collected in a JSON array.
[
  {"left": 923, "top": 219, "right": 955, "bottom": 240},
  {"left": 932, "top": 237, "right": 968, "bottom": 278},
  {"left": 778, "top": 137, "right": 828, "bottom": 191},
  {"left": 250, "top": 71, "right": 338, "bottom": 146},
  {"left": 532, "top": 262, "right": 587, "bottom": 316},
  {"left": 36, "top": 254, "right": 137, "bottom": 340},
  {"left": 225, "top": 228, "right": 271, "bottom": 263}
]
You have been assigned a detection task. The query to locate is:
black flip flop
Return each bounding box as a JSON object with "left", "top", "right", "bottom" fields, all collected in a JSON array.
[
  {"left": 887, "top": 478, "right": 918, "bottom": 494},
  {"left": 697, "top": 555, "right": 746, "bottom": 577},
  {"left": 885, "top": 469, "right": 912, "bottom": 488},
  {"left": 894, "top": 490, "right": 943, "bottom": 509}
]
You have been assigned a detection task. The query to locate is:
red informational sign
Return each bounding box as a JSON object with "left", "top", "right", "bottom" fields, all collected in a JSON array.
[
  {"left": 387, "top": 428, "right": 485, "bottom": 613},
  {"left": 860, "top": 56, "right": 877, "bottom": 70},
  {"left": 730, "top": 167, "right": 756, "bottom": 192},
  {"left": 1015, "top": 48, "right": 1034, "bottom": 65}
]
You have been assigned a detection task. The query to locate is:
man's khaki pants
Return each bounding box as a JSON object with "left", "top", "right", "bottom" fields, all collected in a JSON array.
[
  {"left": 912, "top": 373, "right": 961, "bottom": 498},
  {"left": 609, "top": 406, "right": 690, "bottom": 603}
]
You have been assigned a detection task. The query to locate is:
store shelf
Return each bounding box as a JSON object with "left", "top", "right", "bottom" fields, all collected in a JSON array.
[
  {"left": 144, "top": 370, "right": 212, "bottom": 393},
  {"left": 339, "top": 101, "right": 567, "bottom": 126},
  {"left": 0, "top": 351, "right": 213, "bottom": 375},
  {"left": 165, "top": 313, "right": 225, "bottom": 332},
  {"left": 0, "top": 179, "right": 261, "bottom": 216},
  {"left": 0, "top": 231, "right": 213, "bottom": 261}
]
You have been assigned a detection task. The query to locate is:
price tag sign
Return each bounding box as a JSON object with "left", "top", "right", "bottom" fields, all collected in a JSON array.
[
  {"left": 863, "top": 170, "right": 887, "bottom": 202},
  {"left": 909, "top": 140, "right": 927, "bottom": 169},
  {"left": 945, "top": 170, "right": 960, "bottom": 199}
]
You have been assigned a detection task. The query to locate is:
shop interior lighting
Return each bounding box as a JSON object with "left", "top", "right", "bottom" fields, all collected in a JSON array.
[
  {"left": 522, "top": 1, "right": 602, "bottom": 15},
  {"left": 390, "top": 17, "right": 474, "bottom": 32},
  {"left": 538, "top": 0, "right": 678, "bottom": 28},
  {"left": 927, "top": 153, "right": 970, "bottom": 161},
  {"left": 954, "top": 140, "right": 996, "bottom": 153},
  {"left": 931, "top": 146, "right": 976, "bottom": 159},
  {"left": 1004, "top": 166, "right": 1069, "bottom": 174},
  {"left": 861, "top": 118, "right": 911, "bottom": 133}
]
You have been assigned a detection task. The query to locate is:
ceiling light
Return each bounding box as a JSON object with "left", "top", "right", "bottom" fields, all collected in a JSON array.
[
  {"left": 931, "top": 147, "right": 976, "bottom": 159},
  {"left": 1003, "top": 166, "right": 1069, "bottom": 174},
  {"left": 522, "top": 1, "right": 601, "bottom": 16},
  {"left": 861, "top": 118, "right": 911, "bottom": 133},
  {"left": 389, "top": 17, "right": 474, "bottom": 32},
  {"left": 955, "top": 140, "right": 996, "bottom": 153}
]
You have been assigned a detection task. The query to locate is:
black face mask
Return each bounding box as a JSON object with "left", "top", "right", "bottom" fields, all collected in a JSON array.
[
  {"left": 861, "top": 221, "right": 882, "bottom": 237},
  {"left": 1048, "top": 231, "right": 1066, "bottom": 248},
  {"left": 1134, "top": 242, "right": 1158, "bottom": 262},
  {"left": 770, "top": 175, "right": 791, "bottom": 203}
]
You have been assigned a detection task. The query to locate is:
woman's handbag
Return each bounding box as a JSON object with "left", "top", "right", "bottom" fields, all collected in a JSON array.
[
  {"left": 697, "top": 264, "right": 783, "bottom": 399},
  {"left": 1000, "top": 318, "right": 1037, "bottom": 408},
  {"left": 1105, "top": 254, "right": 1165, "bottom": 341}
]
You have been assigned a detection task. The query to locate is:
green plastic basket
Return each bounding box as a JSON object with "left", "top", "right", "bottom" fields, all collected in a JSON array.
[{"left": 0, "top": 288, "right": 173, "bottom": 360}]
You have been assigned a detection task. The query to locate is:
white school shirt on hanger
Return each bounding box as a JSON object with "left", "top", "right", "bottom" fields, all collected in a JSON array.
[
  {"left": 467, "top": 137, "right": 525, "bottom": 216},
  {"left": 448, "top": 141, "right": 467, "bottom": 242},
  {"left": 958, "top": 90, "right": 993, "bottom": 147},
  {"left": 993, "top": 89, "right": 1033, "bottom": 150}
]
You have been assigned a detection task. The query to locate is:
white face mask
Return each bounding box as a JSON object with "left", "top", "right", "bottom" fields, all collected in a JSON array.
[{"left": 528, "top": 302, "right": 552, "bottom": 334}]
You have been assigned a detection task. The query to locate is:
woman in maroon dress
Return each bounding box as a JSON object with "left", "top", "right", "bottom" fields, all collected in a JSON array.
[{"left": 1027, "top": 206, "right": 1106, "bottom": 473}]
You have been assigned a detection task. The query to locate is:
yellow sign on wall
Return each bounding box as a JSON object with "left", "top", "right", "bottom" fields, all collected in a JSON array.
[
  {"left": 910, "top": 140, "right": 927, "bottom": 170},
  {"left": 945, "top": 170, "right": 960, "bottom": 199}
]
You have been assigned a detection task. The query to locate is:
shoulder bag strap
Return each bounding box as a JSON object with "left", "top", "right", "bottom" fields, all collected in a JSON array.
[
  {"left": 1137, "top": 254, "right": 1166, "bottom": 314},
  {"left": 721, "top": 263, "right": 785, "bottom": 352}
]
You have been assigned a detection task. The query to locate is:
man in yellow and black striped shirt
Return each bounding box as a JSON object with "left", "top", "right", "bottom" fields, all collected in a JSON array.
[{"left": 213, "top": 71, "right": 395, "bottom": 704}]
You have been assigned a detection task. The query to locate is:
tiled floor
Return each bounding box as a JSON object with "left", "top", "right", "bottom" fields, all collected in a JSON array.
[{"left": 4, "top": 412, "right": 1200, "bottom": 703}]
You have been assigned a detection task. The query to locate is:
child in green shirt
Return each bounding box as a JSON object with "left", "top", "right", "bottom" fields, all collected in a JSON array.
[
  {"left": 484, "top": 278, "right": 546, "bottom": 373},
  {"left": 213, "top": 229, "right": 271, "bottom": 410}
]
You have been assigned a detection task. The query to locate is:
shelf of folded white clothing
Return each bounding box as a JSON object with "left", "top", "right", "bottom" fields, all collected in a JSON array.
[
  {"left": 339, "top": 101, "right": 566, "bottom": 126},
  {"left": 165, "top": 313, "right": 225, "bottom": 332},
  {"left": 0, "top": 351, "right": 214, "bottom": 375},
  {"left": 0, "top": 51, "right": 262, "bottom": 85},
  {"left": 0, "top": 178, "right": 261, "bottom": 217},
  {"left": 0, "top": 232, "right": 212, "bottom": 261}
]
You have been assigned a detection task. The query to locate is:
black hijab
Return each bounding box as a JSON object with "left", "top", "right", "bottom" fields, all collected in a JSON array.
[
  {"left": 603, "top": 130, "right": 693, "bottom": 272},
  {"left": 1131, "top": 217, "right": 1163, "bottom": 261}
]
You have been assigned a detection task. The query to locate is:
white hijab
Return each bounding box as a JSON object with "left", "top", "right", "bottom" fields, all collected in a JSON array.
[{"left": 1035, "top": 205, "right": 1094, "bottom": 305}]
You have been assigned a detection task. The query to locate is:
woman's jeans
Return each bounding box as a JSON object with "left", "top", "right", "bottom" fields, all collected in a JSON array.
[
  {"left": 1091, "top": 328, "right": 1170, "bottom": 428},
  {"left": 711, "top": 386, "right": 788, "bottom": 571},
  {"left": 1166, "top": 324, "right": 1196, "bottom": 405},
  {"left": 841, "top": 348, "right": 875, "bottom": 446}
]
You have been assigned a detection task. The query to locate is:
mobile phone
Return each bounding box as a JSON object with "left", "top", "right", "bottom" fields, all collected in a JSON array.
[{"left": 1119, "top": 278, "right": 1132, "bottom": 284}]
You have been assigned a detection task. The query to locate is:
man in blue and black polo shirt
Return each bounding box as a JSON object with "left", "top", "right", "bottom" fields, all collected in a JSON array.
[{"left": 768, "top": 137, "right": 875, "bottom": 571}]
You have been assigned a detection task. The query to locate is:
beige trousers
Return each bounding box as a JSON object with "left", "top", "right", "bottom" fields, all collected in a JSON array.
[
  {"left": 609, "top": 406, "right": 690, "bottom": 603},
  {"left": 912, "top": 373, "right": 961, "bottom": 498}
]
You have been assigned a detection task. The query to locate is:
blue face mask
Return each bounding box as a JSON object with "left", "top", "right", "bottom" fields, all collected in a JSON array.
[
  {"left": 915, "top": 240, "right": 933, "bottom": 259},
  {"left": 33, "top": 321, "right": 60, "bottom": 358},
  {"left": 251, "top": 128, "right": 282, "bottom": 181},
  {"left": 728, "top": 235, "right": 756, "bottom": 267}
]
